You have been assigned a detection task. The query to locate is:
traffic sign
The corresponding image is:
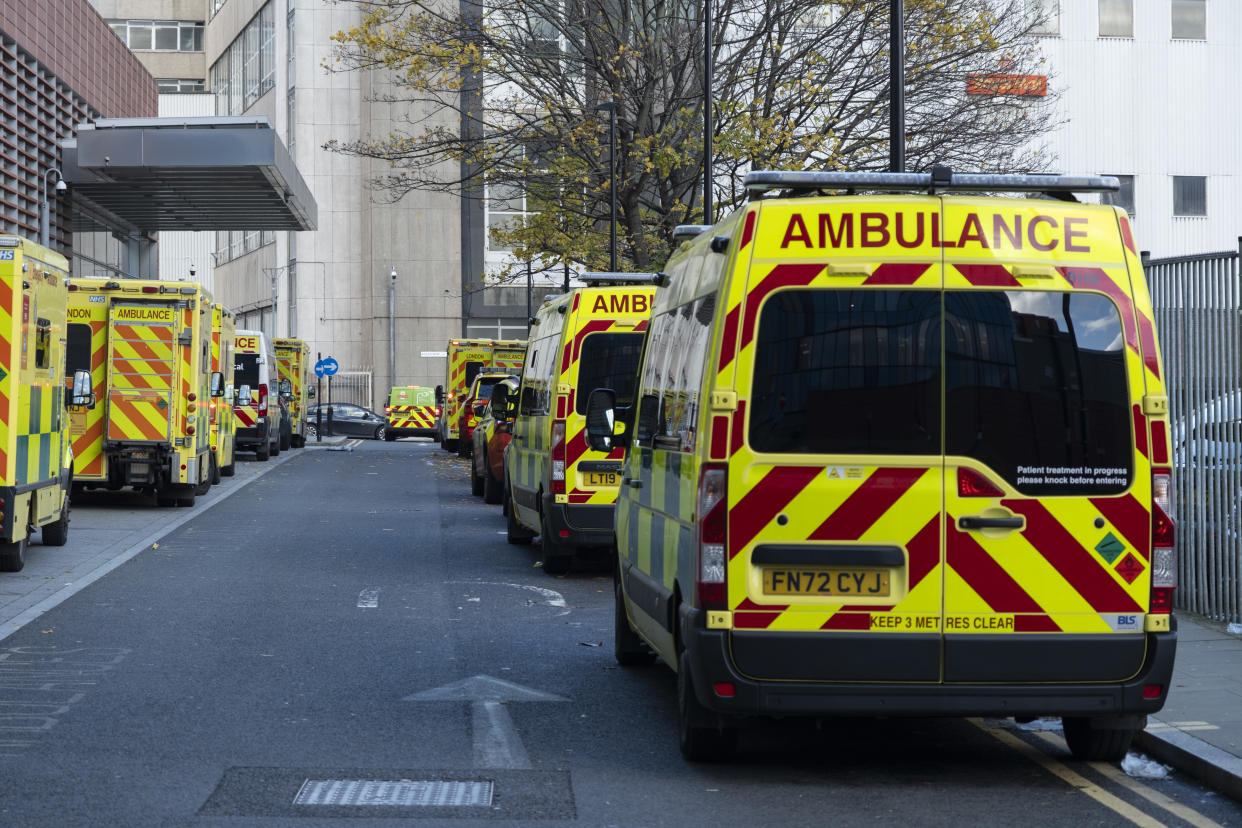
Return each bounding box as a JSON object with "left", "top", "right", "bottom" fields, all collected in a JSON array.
[{"left": 314, "top": 357, "right": 340, "bottom": 378}]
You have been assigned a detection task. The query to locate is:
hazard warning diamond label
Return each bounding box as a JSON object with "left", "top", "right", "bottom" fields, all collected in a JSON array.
[{"left": 1115, "top": 553, "right": 1145, "bottom": 584}]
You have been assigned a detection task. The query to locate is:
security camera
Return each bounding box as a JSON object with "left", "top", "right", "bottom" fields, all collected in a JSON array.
[
  {"left": 54, "top": 179, "right": 67, "bottom": 193},
  {"left": 189, "top": 264, "right": 197, "bottom": 277}
]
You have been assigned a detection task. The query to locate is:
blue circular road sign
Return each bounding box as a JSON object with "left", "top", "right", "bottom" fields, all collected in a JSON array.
[{"left": 315, "top": 357, "right": 340, "bottom": 377}]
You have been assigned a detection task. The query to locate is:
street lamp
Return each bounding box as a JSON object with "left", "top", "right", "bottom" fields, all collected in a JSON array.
[
  {"left": 703, "top": 0, "right": 713, "bottom": 225},
  {"left": 40, "top": 168, "right": 67, "bottom": 248},
  {"left": 594, "top": 101, "right": 618, "bottom": 271},
  {"left": 389, "top": 266, "right": 397, "bottom": 391}
]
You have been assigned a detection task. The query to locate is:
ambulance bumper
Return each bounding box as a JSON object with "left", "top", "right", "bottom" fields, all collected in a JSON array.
[
  {"left": 680, "top": 607, "right": 1178, "bottom": 720},
  {"left": 236, "top": 424, "right": 270, "bottom": 447},
  {"left": 540, "top": 495, "right": 615, "bottom": 548},
  {"left": 388, "top": 426, "right": 437, "bottom": 438}
]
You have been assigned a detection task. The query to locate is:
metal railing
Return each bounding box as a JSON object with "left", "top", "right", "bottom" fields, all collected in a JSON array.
[
  {"left": 1145, "top": 241, "right": 1242, "bottom": 623},
  {"left": 322, "top": 369, "right": 373, "bottom": 410}
]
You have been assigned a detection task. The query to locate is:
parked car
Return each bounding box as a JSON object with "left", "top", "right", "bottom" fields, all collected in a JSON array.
[
  {"left": 304, "top": 403, "right": 388, "bottom": 440},
  {"left": 471, "top": 377, "right": 520, "bottom": 503}
]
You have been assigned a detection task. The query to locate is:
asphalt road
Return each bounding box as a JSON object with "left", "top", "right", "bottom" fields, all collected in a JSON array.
[{"left": 0, "top": 440, "right": 1239, "bottom": 827}]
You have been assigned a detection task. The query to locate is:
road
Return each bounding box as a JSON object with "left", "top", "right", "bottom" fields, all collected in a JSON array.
[{"left": 0, "top": 440, "right": 1238, "bottom": 827}]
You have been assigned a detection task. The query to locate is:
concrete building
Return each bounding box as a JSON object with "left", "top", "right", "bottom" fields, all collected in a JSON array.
[
  {"left": 0, "top": 0, "right": 158, "bottom": 274},
  {"left": 1035, "top": 0, "right": 1239, "bottom": 257}
]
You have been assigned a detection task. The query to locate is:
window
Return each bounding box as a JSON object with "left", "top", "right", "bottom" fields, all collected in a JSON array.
[
  {"left": 208, "top": 2, "right": 276, "bottom": 116},
  {"left": 1099, "top": 0, "right": 1133, "bottom": 37},
  {"left": 157, "top": 79, "right": 206, "bottom": 93},
  {"left": 635, "top": 294, "right": 716, "bottom": 451},
  {"left": 1101, "top": 174, "right": 1135, "bottom": 215},
  {"left": 576, "top": 332, "right": 644, "bottom": 412},
  {"left": 1028, "top": 0, "right": 1059, "bottom": 35},
  {"left": 1174, "top": 176, "right": 1207, "bottom": 216},
  {"left": 750, "top": 290, "right": 941, "bottom": 456},
  {"left": 66, "top": 324, "right": 92, "bottom": 376},
  {"left": 946, "top": 291, "right": 1131, "bottom": 494},
  {"left": 108, "top": 20, "right": 203, "bottom": 52},
  {"left": 287, "top": 88, "right": 296, "bottom": 155},
  {"left": 235, "top": 353, "right": 260, "bottom": 388},
  {"left": 1172, "top": 0, "right": 1206, "bottom": 40}
]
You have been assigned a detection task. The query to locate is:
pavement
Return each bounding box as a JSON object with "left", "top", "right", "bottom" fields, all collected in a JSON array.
[{"left": 1133, "top": 611, "right": 1242, "bottom": 802}]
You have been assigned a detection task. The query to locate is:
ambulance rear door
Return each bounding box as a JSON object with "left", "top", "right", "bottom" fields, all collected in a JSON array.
[{"left": 105, "top": 303, "right": 177, "bottom": 443}]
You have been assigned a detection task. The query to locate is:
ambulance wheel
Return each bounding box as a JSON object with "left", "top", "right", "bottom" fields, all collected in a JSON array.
[
  {"left": 176, "top": 490, "right": 196, "bottom": 508},
  {"left": 615, "top": 571, "right": 655, "bottom": 666},
  {"left": 677, "top": 651, "right": 737, "bottom": 762},
  {"left": 443, "top": 438, "right": 457, "bottom": 454},
  {"left": 221, "top": 461, "right": 236, "bottom": 477},
  {"left": 157, "top": 494, "right": 177, "bottom": 507},
  {"left": 1062, "top": 717, "right": 1135, "bottom": 762},
  {"left": 483, "top": 469, "right": 502, "bottom": 504},
  {"left": 292, "top": 434, "right": 306, "bottom": 448},
  {"left": 540, "top": 515, "right": 573, "bottom": 575},
  {"left": 270, "top": 438, "right": 280, "bottom": 457},
  {"left": 506, "top": 492, "right": 534, "bottom": 546},
  {"left": 256, "top": 444, "right": 270, "bottom": 461},
  {"left": 280, "top": 428, "right": 291, "bottom": 452},
  {"left": 384, "top": 430, "right": 396, "bottom": 442},
  {"left": 470, "top": 463, "right": 484, "bottom": 496},
  {"left": 0, "top": 537, "right": 28, "bottom": 572},
  {"left": 210, "top": 454, "right": 221, "bottom": 485},
  {"left": 42, "top": 508, "right": 70, "bottom": 547}
]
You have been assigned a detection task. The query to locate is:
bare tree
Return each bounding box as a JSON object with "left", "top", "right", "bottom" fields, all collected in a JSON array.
[{"left": 327, "top": 0, "right": 1058, "bottom": 273}]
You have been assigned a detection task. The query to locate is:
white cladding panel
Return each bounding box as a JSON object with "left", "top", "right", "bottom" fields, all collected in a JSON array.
[{"left": 1041, "top": 0, "right": 1242, "bottom": 257}]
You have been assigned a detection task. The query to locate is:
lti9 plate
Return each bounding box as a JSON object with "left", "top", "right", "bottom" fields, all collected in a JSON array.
[
  {"left": 762, "top": 569, "right": 891, "bottom": 597},
  {"left": 583, "top": 472, "right": 618, "bottom": 487}
]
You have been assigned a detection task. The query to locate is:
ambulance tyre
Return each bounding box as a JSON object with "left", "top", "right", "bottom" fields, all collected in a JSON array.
[
  {"left": 483, "top": 469, "right": 502, "bottom": 504},
  {"left": 210, "top": 454, "right": 221, "bottom": 485},
  {"left": 42, "top": 509, "right": 70, "bottom": 547},
  {"left": 157, "top": 494, "right": 177, "bottom": 507},
  {"left": 280, "top": 427, "right": 291, "bottom": 452},
  {"left": 292, "top": 434, "right": 305, "bottom": 448},
  {"left": 384, "top": 431, "right": 396, "bottom": 442},
  {"left": 470, "top": 464, "right": 484, "bottom": 496},
  {"left": 0, "top": 537, "right": 28, "bottom": 572},
  {"left": 506, "top": 491, "right": 533, "bottom": 546},
  {"left": 1062, "top": 716, "right": 1135, "bottom": 762},
  {"left": 176, "top": 487, "right": 196, "bottom": 508},
  {"left": 221, "top": 461, "right": 236, "bottom": 477},
  {"left": 540, "top": 515, "right": 573, "bottom": 575},
  {"left": 614, "top": 573, "right": 655, "bottom": 666},
  {"left": 677, "top": 651, "right": 737, "bottom": 762},
  {"left": 256, "top": 443, "right": 270, "bottom": 462},
  {"left": 443, "top": 438, "right": 457, "bottom": 454}
]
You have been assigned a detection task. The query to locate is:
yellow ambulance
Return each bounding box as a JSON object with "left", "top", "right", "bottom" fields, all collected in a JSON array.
[
  {"left": 274, "top": 337, "right": 311, "bottom": 448},
  {"left": 66, "top": 277, "right": 218, "bottom": 507},
  {"left": 232, "top": 330, "right": 281, "bottom": 461},
  {"left": 506, "top": 275, "right": 655, "bottom": 574},
  {"left": 437, "top": 338, "right": 526, "bottom": 452},
  {"left": 585, "top": 170, "right": 1177, "bottom": 762},
  {"left": 0, "top": 235, "right": 92, "bottom": 571},
  {"left": 385, "top": 385, "right": 438, "bottom": 440},
  {"left": 209, "top": 303, "right": 236, "bottom": 478}
]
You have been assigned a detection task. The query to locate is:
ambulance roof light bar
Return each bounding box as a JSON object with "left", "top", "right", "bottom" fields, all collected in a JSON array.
[
  {"left": 744, "top": 168, "right": 1120, "bottom": 202},
  {"left": 579, "top": 272, "right": 667, "bottom": 287},
  {"left": 673, "top": 225, "right": 712, "bottom": 243}
]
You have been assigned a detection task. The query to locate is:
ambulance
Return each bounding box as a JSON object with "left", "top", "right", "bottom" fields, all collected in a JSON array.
[
  {"left": 385, "top": 385, "right": 438, "bottom": 440},
  {"left": 0, "top": 235, "right": 92, "bottom": 571},
  {"left": 506, "top": 275, "right": 655, "bottom": 574},
  {"left": 274, "top": 337, "right": 311, "bottom": 448},
  {"left": 585, "top": 169, "right": 1178, "bottom": 762},
  {"left": 232, "top": 330, "right": 281, "bottom": 460},
  {"left": 66, "top": 277, "right": 218, "bottom": 507},
  {"left": 457, "top": 370, "right": 517, "bottom": 457},
  {"left": 209, "top": 303, "right": 236, "bottom": 478},
  {"left": 437, "top": 339, "right": 526, "bottom": 452}
]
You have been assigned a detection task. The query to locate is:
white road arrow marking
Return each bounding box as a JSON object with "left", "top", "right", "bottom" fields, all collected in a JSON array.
[
  {"left": 404, "top": 675, "right": 568, "bottom": 769},
  {"left": 357, "top": 589, "right": 379, "bottom": 608}
]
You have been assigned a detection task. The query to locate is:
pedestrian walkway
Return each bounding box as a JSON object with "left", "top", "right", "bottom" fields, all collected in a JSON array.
[{"left": 1136, "top": 612, "right": 1242, "bottom": 801}]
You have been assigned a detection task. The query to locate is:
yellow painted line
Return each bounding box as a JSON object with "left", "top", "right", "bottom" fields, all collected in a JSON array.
[
  {"left": 1031, "top": 730, "right": 1224, "bottom": 828},
  {"left": 969, "top": 719, "right": 1164, "bottom": 828}
]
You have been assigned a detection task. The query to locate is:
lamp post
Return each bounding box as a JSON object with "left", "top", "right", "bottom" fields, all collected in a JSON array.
[
  {"left": 703, "top": 0, "right": 713, "bottom": 225},
  {"left": 594, "top": 101, "right": 617, "bottom": 271},
  {"left": 389, "top": 266, "right": 397, "bottom": 391},
  {"left": 889, "top": 0, "right": 905, "bottom": 173},
  {"left": 40, "top": 168, "right": 67, "bottom": 248}
]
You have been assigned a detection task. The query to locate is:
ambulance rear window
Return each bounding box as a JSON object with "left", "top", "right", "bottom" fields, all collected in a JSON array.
[
  {"left": 234, "top": 353, "right": 260, "bottom": 387},
  {"left": 66, "top": 323, "right": 92, "bottom": 376},
  {"left": 576, "top": 332, "right": 644, "bottom": 412},
  {"left": 946, "top": 291, "right": 1131, "bottom": 494},
  {"left": 750, "top": 290, "right": 941, "bottom": 455}
]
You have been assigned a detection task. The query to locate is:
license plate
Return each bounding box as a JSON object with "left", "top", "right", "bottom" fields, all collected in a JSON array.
[
  {"left": 762, "top": 569, "right": 891, "bottom": 597},
  {"left": 583, "top": 472, "right": 618, "bottom": 487}
]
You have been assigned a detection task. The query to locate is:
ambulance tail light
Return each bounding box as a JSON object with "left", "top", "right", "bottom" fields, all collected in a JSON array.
[
  {"left": 697, "top": 464, "right": 728, "bottom": 610},
  {"left": 141, "top": 285, "right": 159, "bottom": 294},
  {"left": 385, "top": 405, "right": 391, "bottom": 414},
  {"left": 550, "top": 420, "right": 566, "bottom": 495},
  {"left": 958, "top": 467, "right": 1004, "bottom": 498},
  {"left": 257, "top": 383, "right": 268, "bottom": 410},
  {"left": 1151, "top": 469, "right": 1176, "bottom": 614}
]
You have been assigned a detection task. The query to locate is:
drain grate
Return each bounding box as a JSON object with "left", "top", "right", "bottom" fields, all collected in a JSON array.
[{"left": 293, "top": 779, "right": 493, "bottom": 808}]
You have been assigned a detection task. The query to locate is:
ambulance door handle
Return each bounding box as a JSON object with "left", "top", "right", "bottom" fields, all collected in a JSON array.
[
  {"left": 624, "top": 477, "right": 642, "bottom": 489},
  {"left": 958, "top": 516, "right": 1023, "bottom": 530}
]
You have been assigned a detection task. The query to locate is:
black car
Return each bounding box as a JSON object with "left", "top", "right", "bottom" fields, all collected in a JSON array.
[{"left": 305, "top": 403, "right": 387, "bottom": 440}]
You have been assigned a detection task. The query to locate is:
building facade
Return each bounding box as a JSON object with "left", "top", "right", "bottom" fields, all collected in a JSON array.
[
  {"left": 1037, "top": 0, "right": 1239, "bottom": 257},
  {"left": 0, "top": 0, "right": 158, "bottom": 274}
]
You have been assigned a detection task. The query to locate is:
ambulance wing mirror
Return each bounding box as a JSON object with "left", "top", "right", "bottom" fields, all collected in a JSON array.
[
  {"left": 279, "top": 378, "right": 293, "bottom": 400},
  {"left": 435, "top": 385, "right": 445, "bottom": 406},
  {"left": 210, "top": 372, "right": 225, "bottom": 398},
  {"left": 237, "top": 385, "right": 252, "bottom": 406},
  {"left": 585, "top": 388, "right": 619, "bottom": 453},
  {"left": 69, "top": 369, "right": 95, "bottom": 410}
]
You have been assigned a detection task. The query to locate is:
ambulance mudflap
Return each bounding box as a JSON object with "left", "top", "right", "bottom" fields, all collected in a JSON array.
[{"left": 106, "top": 303, "right": 176, "bottom": 485}]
